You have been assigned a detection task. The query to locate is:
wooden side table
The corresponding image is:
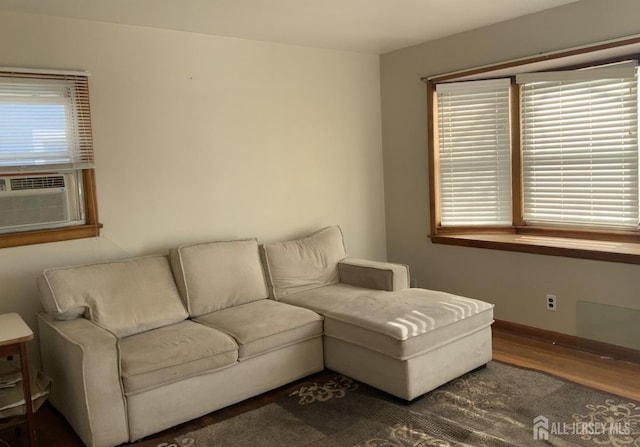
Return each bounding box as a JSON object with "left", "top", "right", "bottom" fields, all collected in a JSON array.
[{"left": 0, "top": 313, "right": 36, "bottom": 447}]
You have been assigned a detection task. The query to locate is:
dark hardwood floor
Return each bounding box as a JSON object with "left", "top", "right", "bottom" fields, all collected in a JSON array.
[{"left": 2, "top": 326, "right": 639, "bottom": 447}]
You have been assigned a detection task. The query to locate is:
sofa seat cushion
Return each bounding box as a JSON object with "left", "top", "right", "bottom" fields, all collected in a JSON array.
[
  {"left": 195, "top": 299, "right": 323, "bottom": 360},
  {"left": 38, "top": 255, "right": 188, "bottom": 338},
  {"left": 324, "top": 288, "right": 494, "bottom": 361},
  {"left": 119, "top": 320, "right": 238, "bottom": 395},
  {"left": 280, "top": 283, "right": 385, "bottom": 315}
]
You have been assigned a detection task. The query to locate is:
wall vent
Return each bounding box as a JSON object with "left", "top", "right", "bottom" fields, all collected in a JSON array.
[{"left": 10, "top": 175, "right": 66, "bottom": 191}]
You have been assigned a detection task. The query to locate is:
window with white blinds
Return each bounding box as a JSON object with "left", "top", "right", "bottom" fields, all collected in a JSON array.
[
  {"left": 0, "top": 68, "right": 100, "bottom": 248},
  {"left": 518, "top": 63, "right": 639, "bottom": 229},
  {"left": 436, "top": 79, "right": 512, "bottom": 226},
  {"left": 0, "top": 70, "right": 94, "bottom": 174}
]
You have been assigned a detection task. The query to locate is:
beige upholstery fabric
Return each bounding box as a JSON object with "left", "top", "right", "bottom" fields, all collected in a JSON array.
[
  {"left": 338, "top": 258, "right": 410, "bottom": 291},
  {"left": 280, "top": 283, "right": 383, "bottom": 315},
  {"left": 324, "top": 325, "right": 492, "bottom": 400},
  {"left": 195, "top": 299, "right": 323, "bottom": 360},
  {"left": 119, "top": 320, "right": 238, "bottom": 395},
  {"left": 36, "top": 276, "right": 85, "bottom": 320},
  {"left": 170, "top": 239, "right": 268, "bottom": 316},
  {"left": 324, "top": 288, "right": 494, "bottom": 360},
  {"left": 126, "top": 338, "right": 324, "bottom": 441},
  {"left": 38, "top": 256, "right": 188, "bottom": 338},
  {"left": 37, "top": 313, "right": 129, "bottom": 447},
  {"left": 35, "top": 230, "right": 494, "bottom": 442},
  {"left": 261, "top": 226, "right": 347, "bottom": 300}
]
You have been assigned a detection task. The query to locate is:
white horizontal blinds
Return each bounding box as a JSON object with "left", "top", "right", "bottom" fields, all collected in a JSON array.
[
  {"left": 437, "top": 79, "right": 512, "bottom": 226},
  {"left": 0, "top": 70, "right": 94, "bottom": 174},
  {"left": 518, "top": 63, "right": 639, "bottom": 229}
]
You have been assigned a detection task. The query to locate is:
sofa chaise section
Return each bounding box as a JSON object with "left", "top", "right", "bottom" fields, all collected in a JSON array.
[
  {"left": 323, "top": 288, "right": 494, "bottom": 400},
  {"left": 261, "top": 225, "right": 494, "bottom": 401}
]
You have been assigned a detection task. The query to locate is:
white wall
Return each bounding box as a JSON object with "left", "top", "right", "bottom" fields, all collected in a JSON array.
[
  {"left": 0, "top": 12, "right": 387, "bottom": 365},
  {"left": 380, "top": 0, "right": 640, "bottom": 344}
]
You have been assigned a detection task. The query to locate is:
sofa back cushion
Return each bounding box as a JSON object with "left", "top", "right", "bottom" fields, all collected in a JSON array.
[
  {"left": 170, "top": 239, "right": 268, "bottom": 317},
  {"left": 38, "top": 255, "right": 188, "bottom": 338},
  {"left": 261, "top": 226, "right": 347, "bottom": 300}
]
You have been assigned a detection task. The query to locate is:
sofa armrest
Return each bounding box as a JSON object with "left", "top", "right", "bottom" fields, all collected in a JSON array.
[
  {"left": 338, "top": 258, "right": 410, "bottom": 291},
  {"left": 37, "top": 313, "right": 129, "bottom": 447}
]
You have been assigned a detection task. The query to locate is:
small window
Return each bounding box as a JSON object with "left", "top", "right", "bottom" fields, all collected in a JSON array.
[
  {"left": 436, "top": 79, "right": 512, "bottom": 226},
  {"left": 0, "top": 68, "right": 101, "bottom": 248},
  {"left": 518, "top": 63, "right": 639, "bottom": 230}
]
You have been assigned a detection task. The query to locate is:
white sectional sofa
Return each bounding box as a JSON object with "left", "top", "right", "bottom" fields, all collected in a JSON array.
[{"left": 36, "top": 226, "right": 493, "bottom": 447}]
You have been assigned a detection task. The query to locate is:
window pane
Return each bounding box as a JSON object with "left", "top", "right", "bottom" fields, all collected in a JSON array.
[
  {"left": 521, "top": 71, "right": 639, "bottom": 229},
  {"left": 0, "top": 76, "right": 93, "bottom": 173},
  {"left": 437, "top": 79, "right": 512, "bottom": 226},
  {"left": 0, "top": 101, "right": 71, "bottom": 167}
]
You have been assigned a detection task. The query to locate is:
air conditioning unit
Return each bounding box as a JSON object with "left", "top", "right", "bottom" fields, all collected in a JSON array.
[{"left": 0, "top": 173, "right": 83, "bottom": 233}]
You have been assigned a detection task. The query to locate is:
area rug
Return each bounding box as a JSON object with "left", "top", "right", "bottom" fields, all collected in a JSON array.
[{"left": 143, "top": 362, "right": 640, "bottom": 447}]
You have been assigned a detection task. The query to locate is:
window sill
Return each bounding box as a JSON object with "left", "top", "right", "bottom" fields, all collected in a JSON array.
[
  {"left": 430, "top": 232, "right": 640, "bottom": 264},
  {"left": 0, "top": 224, "right": 103, "bottom": 249}
]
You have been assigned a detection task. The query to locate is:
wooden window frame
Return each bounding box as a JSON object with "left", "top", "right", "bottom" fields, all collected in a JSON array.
[{"left": 426, "top": 36, "right": 640, "bottom": 264}]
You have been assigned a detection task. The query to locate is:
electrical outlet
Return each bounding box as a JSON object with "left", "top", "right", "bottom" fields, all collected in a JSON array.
[{"left": 546, "top": 294, "right": 557, "bottom": 312}]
